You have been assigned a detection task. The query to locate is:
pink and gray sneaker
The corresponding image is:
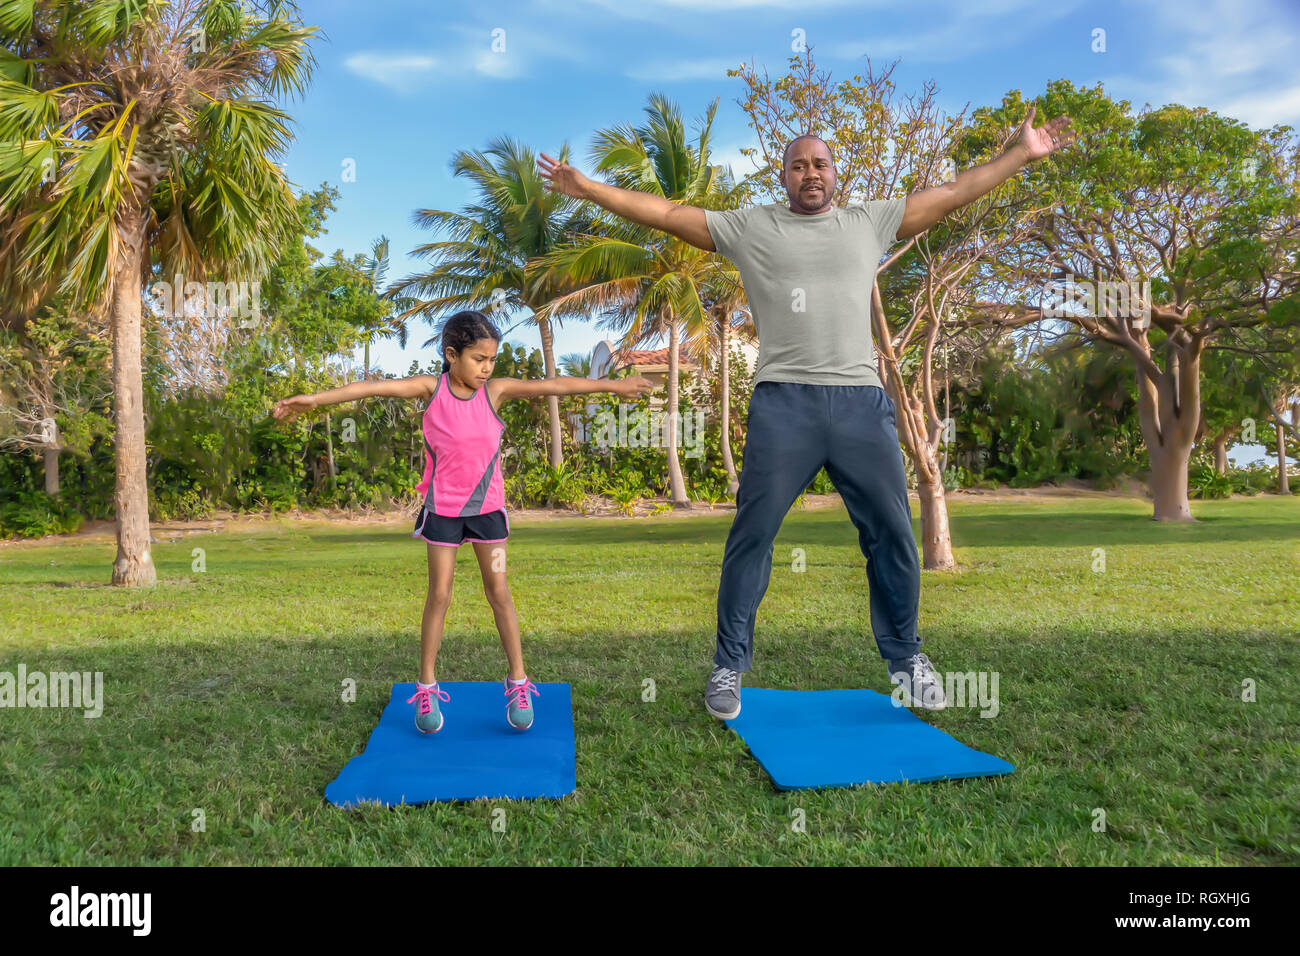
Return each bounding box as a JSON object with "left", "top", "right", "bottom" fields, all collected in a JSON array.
[
  {"left": 503, "top": 676, "right": 540, "bottom": 730},
  {"left": 407, "top": 682, "right": 451, "bottom": 734}
]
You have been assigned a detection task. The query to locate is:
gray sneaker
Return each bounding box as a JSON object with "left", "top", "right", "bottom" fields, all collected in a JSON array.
[
  {"left": 705, "top": 665, "right": 742, "bottom": 719},
  {"left": 889, "top": 652, "right": 947, "bottom": 710}
]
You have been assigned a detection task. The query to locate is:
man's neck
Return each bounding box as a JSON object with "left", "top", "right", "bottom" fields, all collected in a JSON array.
[{"left": 786, "top": 200, "right": 835, "bottom": 216}]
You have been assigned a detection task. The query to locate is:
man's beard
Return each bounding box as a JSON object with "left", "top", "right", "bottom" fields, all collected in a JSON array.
[{"left": 795, "top": 186, "right": 830, "bottom": 211}]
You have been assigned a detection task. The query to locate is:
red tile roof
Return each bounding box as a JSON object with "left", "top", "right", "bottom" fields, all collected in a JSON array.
[{"left": 612, "top": 347, "right": 697, "bottom": 368}]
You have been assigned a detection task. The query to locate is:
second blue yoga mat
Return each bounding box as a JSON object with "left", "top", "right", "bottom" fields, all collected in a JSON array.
[{"left": 725, "top": 687, "right": 1014, "bottom": 790}]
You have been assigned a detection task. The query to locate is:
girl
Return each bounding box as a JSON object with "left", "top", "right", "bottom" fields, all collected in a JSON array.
[{"left": 272, "top": 309, "right": 653, "bottom": 734}]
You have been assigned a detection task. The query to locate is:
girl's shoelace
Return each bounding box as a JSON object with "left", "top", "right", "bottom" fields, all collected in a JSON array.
[
  {"left": 406, "top": 684, "right": 450, "bottom": 715},
  {"left": 504, "top": 680, "right": 540, "bottom": 711}
]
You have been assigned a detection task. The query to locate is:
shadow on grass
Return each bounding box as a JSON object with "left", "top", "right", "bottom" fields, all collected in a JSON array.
[{"left": 1, "top": 620, "right": 1296, "bottom": 864}]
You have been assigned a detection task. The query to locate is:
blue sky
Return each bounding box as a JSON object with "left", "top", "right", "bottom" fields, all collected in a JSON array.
[{"left": 280, "top": 0, "right": 1300, "bottom": 462}]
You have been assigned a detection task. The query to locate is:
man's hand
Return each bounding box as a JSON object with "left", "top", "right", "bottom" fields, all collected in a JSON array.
[
  {"left": 538, "top": 152, "right": 594, "bottom": 200},
  {"left": 897, "top": 104, "right": 1076, "bottom": 240},
  {"left": 272, "top": 394, "right": 318, "bottom": 423},
  {"left": 536, "top": 151, "right": 716, "bottom": 251},
  {"left": 1014, "top": 105, "right": 1076, "bottom": 163}
]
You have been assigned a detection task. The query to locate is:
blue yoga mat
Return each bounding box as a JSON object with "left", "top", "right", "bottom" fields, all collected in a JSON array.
[
  {"left": 725, "top": 688, "right": 1014, "bottom": 790},
  {"left": 325, "top": 681, "right": 576, "bottom": 807}
]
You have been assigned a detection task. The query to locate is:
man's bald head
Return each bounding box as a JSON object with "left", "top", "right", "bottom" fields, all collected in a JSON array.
[
  {"left": 780, "top": 135, "right": 836, "bottom": 215},
  {"left": 782, "top": 135, "right": 834, "bottom": 169}
]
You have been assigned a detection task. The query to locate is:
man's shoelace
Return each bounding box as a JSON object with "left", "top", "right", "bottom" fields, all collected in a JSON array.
[
  {"left": 710, "top": 669, "right": 739, "bottom": 692},
  {"left": 505, "top": 680, "right": 539, "bottom": 711},
  {"left": 904, "top": 654, "right": 937, "bottom": 683},
  {"left": 405, "top": 684, "right": 450, "bottom": 715}
]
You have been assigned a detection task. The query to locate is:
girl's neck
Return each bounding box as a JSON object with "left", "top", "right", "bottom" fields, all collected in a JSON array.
[{"left": 445, "top": 370, "right": 477, "bottom": 399}]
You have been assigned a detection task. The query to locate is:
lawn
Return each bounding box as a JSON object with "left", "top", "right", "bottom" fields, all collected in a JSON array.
[{"left": 1, "top": 494, "right": 1296, "bottom": 865}]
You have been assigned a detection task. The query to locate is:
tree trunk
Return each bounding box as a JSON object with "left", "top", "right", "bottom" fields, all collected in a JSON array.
[
  {"left": 43, "top": 443, "right": 60, "bottom": 495},
  {"left": 1213, "top": 431, "right": 1229, "bottom": 475},
  {"left": 537, "top": 314, "right": 562, "bottom": 468},
  {"left": 666, "top": 318, "right": 688, "bottom": 507},
  {"left": 109, "top": 207, "right": 157, "bottom": 587},
  {"left": 324, "top": 410, "right": 336, "bottom": 482},
  {"left": 872, "top": 287, "right": 955, "bottom": 570},
  {"left": 939, "top": 348, "right": 950, "bottom": 474},
  {"left": 1277, "top": 421, "right": 1290, "bottom": 495},
  {"left": 41, "top": 403, "right": 60, "bottom": 495},
  {"left": 1147, "top": 443, "right": 1192, "bottom": 517},
  {"left": 364, "top": 340, "right": 370, "bottom": 380},
  {"left": 1135, "top": 341, "right": 1199, "bottom": 521},
  {"left": 917, "top": 473, "right": 954, "bottom": 571},
  {"left": 719, "top": 309, "right": 738, "bottom": 494},
  {"left": 906, "top": 391, "right": 955, "bottom": 570}
]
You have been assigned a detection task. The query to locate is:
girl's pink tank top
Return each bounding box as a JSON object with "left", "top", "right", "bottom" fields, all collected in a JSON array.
[{"left": 415, "top": 372, "right": 507, "bottom": 517}]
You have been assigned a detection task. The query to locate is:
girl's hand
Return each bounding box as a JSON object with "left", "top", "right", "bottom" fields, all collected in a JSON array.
[
  {"left": 610, "top": 376, "right": 656, "bottom": 399},
  {"left": 272, "top": 394, "right": 318, "bottom": 422}
]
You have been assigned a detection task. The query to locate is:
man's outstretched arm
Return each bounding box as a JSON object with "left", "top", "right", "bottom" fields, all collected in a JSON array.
[
  {"left": 896, "top": 104, "right": 1075, "bottom": 241},
  {"left": 537, "top": 152, "right": 717, "bottom": 252}
]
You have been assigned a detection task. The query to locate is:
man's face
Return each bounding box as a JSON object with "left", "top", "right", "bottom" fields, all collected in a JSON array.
[{"left": 781, "top": 139, "right": 836, "bottom": 214}]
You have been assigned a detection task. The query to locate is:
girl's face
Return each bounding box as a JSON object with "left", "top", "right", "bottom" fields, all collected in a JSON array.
[{"left": 446, "top": 337, "right": 499, "bottom": 388}]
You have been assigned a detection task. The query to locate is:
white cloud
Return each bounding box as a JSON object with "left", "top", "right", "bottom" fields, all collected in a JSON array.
[
  {"left": 471, "top": 48, "right": 526, "bottom": 80},
  {"left": 569, "top": 0, "right": 875, "bottom": 13},
  {"left": 708, "top": 139, "right": 768, "bottom": 180},
  {"left": 1102, "top": 0, "right": 1300, "bottom": 128},
  {"left": 1213, "top": 85, "right": 1300, "bottom": 130},
  {"left": 625, "top": 57, "right": 752, "bottom": 82},
  {"left": 621, "top": 2, "right": 1057, "bottom": 83},
  {"left": 343, "top": 23, "right": 594, "bottom": 91},
  {"left": 824, "top": 0, "right": 1082, "bottom": 64},
  {"left": 342, "top": 53, "right": 437, "bottom": 92}
]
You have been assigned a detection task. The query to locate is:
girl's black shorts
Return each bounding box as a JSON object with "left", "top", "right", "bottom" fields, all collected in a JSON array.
[{"left": 412, "top": 507, "right": 510, "bottom": 547}]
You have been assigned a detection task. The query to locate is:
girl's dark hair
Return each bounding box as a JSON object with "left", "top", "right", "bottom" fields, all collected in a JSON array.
[{"left": 439, "top": 310, "right": 501, "bottom": 372}]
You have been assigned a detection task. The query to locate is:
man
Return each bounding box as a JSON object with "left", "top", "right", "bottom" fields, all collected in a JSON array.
[{"left": 538, "top": 105, "right": 1074, "bottom": 719}]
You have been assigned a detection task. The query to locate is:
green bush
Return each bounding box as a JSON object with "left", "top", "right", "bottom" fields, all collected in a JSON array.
[
  {"left": 0, "top": 491, "right": 84, "bottom": 539},
  {"left": 1189, "top": 462, "right": 1235, "bottom": 499},
  {"left": 149, "top": 486, "right": 216, "bottom": 521},
  {"left": 942, "top": 464, "right": 975, "bottom": 491},
  {"left": 601, "top": 474, "right": 643, "bottom": 516},
  {"left": 1188, "top": 453, "right": 1287, "bottom": 499}
]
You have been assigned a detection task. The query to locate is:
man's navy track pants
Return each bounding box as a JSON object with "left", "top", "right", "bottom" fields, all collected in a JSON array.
[{"left": 714, "top": 381, "right": 923, "bottom": 672}]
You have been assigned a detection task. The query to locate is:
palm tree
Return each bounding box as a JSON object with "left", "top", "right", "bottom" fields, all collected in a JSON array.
[
  {"left": 699, "top": 269, "right": 755, "bottom": 494},
  {"left": 691, "top": 172, "right": 754, "bottom": 494},
  {"left": 387, "top": 136, "right": 596, "bottom": 467},
  {"left": 528, "top": 93, "right": 736, "bottom": 506},
  {"left": 559, "top": 351, "right": 592, "bottom": 377},
  {"left": 0, "top": 1, "right": 317, "bottom": 585},
  {"left": 359, "top": 236, "right": 415, "bottom": 379}
]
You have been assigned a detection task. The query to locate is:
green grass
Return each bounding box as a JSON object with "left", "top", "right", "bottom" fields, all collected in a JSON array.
[{"left": 1, "top": 495, "right": 1296, "bottom": 865}]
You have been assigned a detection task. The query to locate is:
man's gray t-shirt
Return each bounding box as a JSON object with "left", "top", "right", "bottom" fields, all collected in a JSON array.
[{"left": 705, "top": 198, "right": 906, "bottom": 387}]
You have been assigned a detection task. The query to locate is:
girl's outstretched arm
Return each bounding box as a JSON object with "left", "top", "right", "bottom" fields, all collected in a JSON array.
[
  {"left": 272, "top": 374, "right": 440, "bottom": 422},
  {"left": 491, "top": 375, "right": 656, "bottom": 405}
]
